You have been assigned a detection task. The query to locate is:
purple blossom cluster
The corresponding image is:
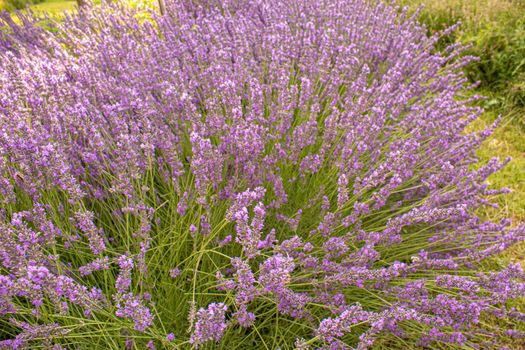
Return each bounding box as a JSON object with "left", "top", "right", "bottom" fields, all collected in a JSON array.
[
  {"left": 189, "top": 302, "right": 229, "bottom": 347},
  {"left": 0, "top": 0, "right": 524, "bottom": 348}
]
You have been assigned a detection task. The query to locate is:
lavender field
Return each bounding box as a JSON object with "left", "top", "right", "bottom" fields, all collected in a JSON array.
[{"left": 0, "top": 0, "right": 524, "bottom": 349}]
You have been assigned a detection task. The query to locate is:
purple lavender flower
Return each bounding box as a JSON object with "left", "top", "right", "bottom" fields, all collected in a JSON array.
[
  {"left": 190, "top": 302, "right": 228, "bottom": 347},
  {"left": 169, "top": 267, "right": 181, "bottom": 279},
  {"left": 114, "top": 292, "right": 153, "bottom": 332},
  {"left": 115, "top": 254, "right": 134, "bottom": 293}
]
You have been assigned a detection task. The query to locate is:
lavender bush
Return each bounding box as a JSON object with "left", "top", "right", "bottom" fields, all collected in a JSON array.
[{"left": 0, "top": 0, "right": 524, "bottom": 348}]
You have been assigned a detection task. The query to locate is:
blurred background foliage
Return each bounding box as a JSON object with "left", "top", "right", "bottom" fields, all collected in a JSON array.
[{"left": 0, "top": 0, "right": 45, "bottom": 12}]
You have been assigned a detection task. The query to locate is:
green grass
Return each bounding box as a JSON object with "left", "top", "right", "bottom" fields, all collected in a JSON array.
[
  {"left": 0, "top": 0, "right": 75, "bottom": 15},
  {"left": 0, "top": 0, "right": 76, "bottom": 21},
  {"left": 29, "top": 0, "right": 76, "bottom": 16}
]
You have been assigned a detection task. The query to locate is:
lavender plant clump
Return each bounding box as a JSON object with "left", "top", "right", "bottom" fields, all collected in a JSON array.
[{"left": 0, "top": 0, "right": 524, "bottom": 348}]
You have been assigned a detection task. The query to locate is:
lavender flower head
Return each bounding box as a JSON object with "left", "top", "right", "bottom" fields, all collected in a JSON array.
[{"left": 190, "top": 302, "right": 229, "bottom": 347}]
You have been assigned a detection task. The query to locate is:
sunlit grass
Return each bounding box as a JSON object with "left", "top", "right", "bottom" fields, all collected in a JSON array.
[{"left": 29, "top": 0, "right": 76, "bottom": 16}]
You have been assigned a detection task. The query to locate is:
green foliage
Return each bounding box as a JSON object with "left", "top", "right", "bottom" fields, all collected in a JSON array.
[
  {"left": 464, "top": 20, "right": 525, "bottom": 107},
  {"left": 402, "top": 0, "right": 525, "bottom": 109},
  {"left": 0, "top": 0, "right": 73, "bottom": 15},
  {"left": 3, "top": 0, "right": 43, "bottom": 11},
  {"left": 29, "top": 0, "right": 76, "bottom": 17}
]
